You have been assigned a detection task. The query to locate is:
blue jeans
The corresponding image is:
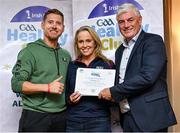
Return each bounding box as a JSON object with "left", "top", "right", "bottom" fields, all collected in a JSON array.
[{"left": 66, "top": 117, "right": 111, "bottom": 132}]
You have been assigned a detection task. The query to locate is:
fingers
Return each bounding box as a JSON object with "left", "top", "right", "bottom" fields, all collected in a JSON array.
[
  {"left": 70, "top": 92, "right": 81, "bottom": 103},
  {"left": 98, "top": 92, "right": 103, "bottom": 99},
  {"left": 54, "top": 76, "right": 63, "bottom": 82},
  {"left": 98, "top": 88, "right": 112, "bottom": 101},
  {"left": 50, "top": 76, "right": 64, "bottom": 94},
  {"left": 59, "top": 85, "right": 64, "bottom": 93},
  {"left": 55, "top": 83, "right": 64, "bottom": 94},
  {"left": 98, "top": 89, "right": 105, "bottom": 99},
  {"left": 48, "top": 77, "right": 64, "bottom": 94}
]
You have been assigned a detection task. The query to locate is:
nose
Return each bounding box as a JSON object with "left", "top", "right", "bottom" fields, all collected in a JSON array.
[
  {"left": 82, "top": 41, "right": 87, "bottom": 47},
  {"left": 52, "top": 23, "right": 57, "bottom": 28},
  {"left": 124, "top": 21, "right": 130, "bottom": 27}
]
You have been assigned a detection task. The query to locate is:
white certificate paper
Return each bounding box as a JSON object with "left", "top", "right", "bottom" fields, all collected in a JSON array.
[{"left": 75, "top": 68, "right": 115, "bottom": 96}]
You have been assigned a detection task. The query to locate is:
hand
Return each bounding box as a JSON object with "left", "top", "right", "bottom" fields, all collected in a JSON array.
[
  {"left": 98, "top": 88, "right": 113, "bottom": 101},
  {"left": 48, "top": 76, "right": 64, "bottom": 94},
  {"left": 69, "top": 91, "right": 81, "bottom": 104}
]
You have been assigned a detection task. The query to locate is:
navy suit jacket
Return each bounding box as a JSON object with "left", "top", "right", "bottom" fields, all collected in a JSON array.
[{"left": 110, "top": 30, "right": 177, "bottom": 131}]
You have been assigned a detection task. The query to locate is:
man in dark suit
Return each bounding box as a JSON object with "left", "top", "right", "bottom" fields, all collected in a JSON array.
[{"left": 99, "top": 3, "right": 177, "bottom": 132}]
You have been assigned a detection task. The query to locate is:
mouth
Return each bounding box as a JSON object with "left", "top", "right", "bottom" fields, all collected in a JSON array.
[
  {"left": 124, "top": 28, "right": 133, "bottom": 33},
  {"left": 50, "top": 29, "right": 58, "bottom": 33},
  {"left": 82, "top": 49, "right": 89, "bottom": 53},
  {"left": 81, "top": 48, "right": 90, "bottom": 53},
  {"left": 50, "top": 30, "right": 57, "bottom": 33}
]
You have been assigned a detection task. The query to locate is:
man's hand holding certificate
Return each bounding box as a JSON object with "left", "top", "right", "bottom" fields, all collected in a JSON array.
[{"left": 75, "top": 68, "right": 115, "bottom": 96}]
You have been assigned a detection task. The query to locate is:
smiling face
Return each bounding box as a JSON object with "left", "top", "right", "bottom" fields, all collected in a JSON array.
[
  {"left": 41, "top": 13, "right": 64, "bottom": 42},
  {"left": 117, "top": 10, "right": 142, "bottom": 42},
  {"left": 77, "top": 30, "right": 96, "bottom": 61}
]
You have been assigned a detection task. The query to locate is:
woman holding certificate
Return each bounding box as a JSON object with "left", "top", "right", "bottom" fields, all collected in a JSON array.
[{"left": 65, "top": 26, "right": 114, "bottom": 132}]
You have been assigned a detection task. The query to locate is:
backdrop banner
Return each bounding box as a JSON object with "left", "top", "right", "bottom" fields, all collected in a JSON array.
[{"left": 0, "top": 0, "right": 163, "bottom": 132}]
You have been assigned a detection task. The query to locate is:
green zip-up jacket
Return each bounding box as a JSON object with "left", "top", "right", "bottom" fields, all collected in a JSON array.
[{"left": 11, "top": 39, "right": 71, "bottom": 113}]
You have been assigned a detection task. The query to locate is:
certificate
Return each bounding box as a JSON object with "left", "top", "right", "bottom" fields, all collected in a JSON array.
[{"left": 75, "top": 68, "right": 115, "bottom": 96}]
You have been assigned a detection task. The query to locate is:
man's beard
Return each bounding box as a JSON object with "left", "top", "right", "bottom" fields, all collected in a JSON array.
[{"left": 48, "top": 34, "right": 60, "bottom": 41}]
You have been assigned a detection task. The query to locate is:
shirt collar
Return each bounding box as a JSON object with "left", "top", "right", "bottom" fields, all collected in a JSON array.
[{"left": 122, "top": 28, "right": 142, "bottom": 48}]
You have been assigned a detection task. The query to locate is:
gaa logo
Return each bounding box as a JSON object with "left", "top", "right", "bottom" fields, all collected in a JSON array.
[
  {"left": 19, "top": 24, "right": 36, "bottom": 31},
  {"left": 96, "top": 18, "right": 114, "bottom": 27}
]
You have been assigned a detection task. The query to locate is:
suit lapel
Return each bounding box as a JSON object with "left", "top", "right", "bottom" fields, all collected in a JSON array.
[
  {"left": 126, "top": 31, "right": 145, "bottom": 69},
  {"left": 116, "top": 45, "right": 125, "bottom": 70}
]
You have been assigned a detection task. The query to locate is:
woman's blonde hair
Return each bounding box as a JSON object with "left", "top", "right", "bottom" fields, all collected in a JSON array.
[{"left": 74, "top": 25, "right": 110, "bottom": 63}]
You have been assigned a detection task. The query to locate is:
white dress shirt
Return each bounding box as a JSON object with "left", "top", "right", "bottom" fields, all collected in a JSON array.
[{"left": 119, "top": 29, "right": 142, "bottom": 113}]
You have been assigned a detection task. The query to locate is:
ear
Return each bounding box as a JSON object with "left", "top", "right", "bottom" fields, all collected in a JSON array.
[
  {"left": 41, "top": 22, "right": 44, "bottom": 30},
  {"left": 139, "top": 16, "right": 142, "bottom": 24},
  {"left": 62, "top": 24, "right": 65, "bottom": 32}
]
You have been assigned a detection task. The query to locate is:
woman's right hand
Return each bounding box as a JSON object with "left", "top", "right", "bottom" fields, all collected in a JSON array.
[{"left": 69, "top": 91, "right": 81, "bottom": 104}]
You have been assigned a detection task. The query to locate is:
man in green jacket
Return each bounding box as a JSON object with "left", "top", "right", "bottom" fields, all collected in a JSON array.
[{"left": 11, "top": 8, "right": 71, "bottom": 132}]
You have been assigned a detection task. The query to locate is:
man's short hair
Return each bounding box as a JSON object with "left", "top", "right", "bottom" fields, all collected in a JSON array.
[{"left": 43, "top": 9, "right": 64, "bottom": 22}]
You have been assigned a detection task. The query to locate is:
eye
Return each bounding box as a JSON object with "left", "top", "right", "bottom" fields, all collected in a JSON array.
[
  {"left": 56, "top": 21, "right": 62, "bottom": 25},
  {"left": 48, "top": 20, "right": 53, "bottom": 24},
  {"left": 86, "top": 39, "right": 92, "bottom": 43},
  {"left": 118, "top": 20, "right": 124, "bottom": 25},
  {"left": 127, "top": 18, "right": 134, "bottom": 23},
  {"left": 78, "top": 40, "right": 84, "bottom": 44}
]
